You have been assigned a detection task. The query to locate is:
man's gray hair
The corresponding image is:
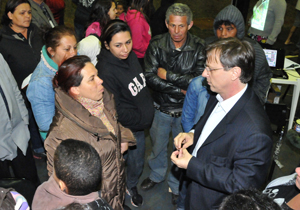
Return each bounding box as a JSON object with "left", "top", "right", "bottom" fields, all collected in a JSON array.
[{"left": 165, "top": 3, "right": 193, "bottom": 25}]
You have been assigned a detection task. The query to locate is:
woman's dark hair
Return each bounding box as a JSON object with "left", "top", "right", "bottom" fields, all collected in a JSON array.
[
  {"left": 116, "top": 0, "right": 127, "bottom": 12},
  {"left": 100, "top": 19, "right": 131, "bottom": 49},
  {"left": 87, "top": 0, "right": 115, "bottom": 32},
  {"left": 130, "top": 0, "right": 150, "bottom": 22},
  {"left": 53, "top": 55, "right": 91, "bottom": 95},
  {"left": 43, "top": 25, "right": 76, "bottom": 58},
  {"left": 1, "top": 0, "right": 31, "bottom": 26}
]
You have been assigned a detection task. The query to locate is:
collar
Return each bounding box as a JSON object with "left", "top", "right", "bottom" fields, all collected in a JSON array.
[
  {"left": 41, "top": 45, "right": 58, "bottom": 72},
  {"left": 216, "top": 84, "right": 248, "bottom": 113},
  {"left": 31, "top": 0, "right": 45, "bottom": 8}
]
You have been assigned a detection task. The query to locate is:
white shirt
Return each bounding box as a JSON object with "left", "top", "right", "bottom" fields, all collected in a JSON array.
[{"left": 191, "top": 84, "right": 248, "bottom": 157}]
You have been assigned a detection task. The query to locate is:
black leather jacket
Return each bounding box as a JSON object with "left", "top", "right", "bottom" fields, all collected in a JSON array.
[{"left": 144, "top": 32, "right": 205, "bottom": 111}]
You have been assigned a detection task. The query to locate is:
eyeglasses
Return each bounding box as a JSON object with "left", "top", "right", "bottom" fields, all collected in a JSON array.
[{"left": 204, "top": 63, "right": 227, "bottom": 72}]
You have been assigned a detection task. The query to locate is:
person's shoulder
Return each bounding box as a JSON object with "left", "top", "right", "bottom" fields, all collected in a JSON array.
[
  {"left": 150, "top": 33, "right": 168, "bottom": 44},
  {"left": 205, "top": 36, "right": 218, "bottom": 45},
  {"left": 188, "top": 33, "right": 205, "bottom": 45}
]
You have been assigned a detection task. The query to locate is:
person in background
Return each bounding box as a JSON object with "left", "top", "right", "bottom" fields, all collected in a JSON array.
[
  {"left": 45, "top": 55, "right": 136, "bottom": 210},
  {"left": 0, "top": 0, "right": 45, "bottom": 158},
  {"left": 28, "top": 0, "right": 57, "bottom": 28},
  {"left": 142, "top": 3, "right": 205, "bottom": 205},
  {"left": 149, "top": 0, "right": 175, "bottom": 37},
  {"left": 72, "top": 0, "right": 96, "bottom": 40},
  {"left": 172, "top": 38, "right": 273, "bottom": 209},
  {"left": 85, "top": 0, "right": 117, "bottom": 38},
  {"left": 32, "top": 139, "right": 114, "bottom": 210},
  {"left": 262, "top": 167, "right": 300, "bottom": 210},
  {"left": 0, "top": 54, "right": 39, "bottom": 188},
  {"left": 119, "top": 0, "right": 151, "bottom": 69},
  {"left": 248, "top": 0, "right": 287, "bottom": 48},
  {"left": 97, "top": 20, "right": 154, "bottom": 208},
  {"left": 44, "top": 0, "right": 65, "bottom": 25},
  {"left": 116, "top": 1, "right": 126, "bottom": 18},
  {"left": 27, "top": 26, "right": 77, "bottom": 140},
  {"left": 219, "top": 189, "right": 281, "bottom": 210},
  {"left": 205, "top": 5, "right": 272, "bottom": 104}
]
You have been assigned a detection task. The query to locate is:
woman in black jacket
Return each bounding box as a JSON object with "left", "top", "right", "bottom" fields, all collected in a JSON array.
[
  {"left": 0, "top": 0, "right": 45, "bottom": 158},
  {"left": 96, "top": 20, "right": 154, "bottom": 208}
]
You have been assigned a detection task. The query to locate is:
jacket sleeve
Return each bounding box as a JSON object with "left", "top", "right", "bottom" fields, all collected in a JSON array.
[
  {"left": 144, "top": 42, "right": 182, "bottom": 95},
  {"left": 27, "top": 80, "right": 55, "bottom": 132},
  {"left": 130, "top": 14, "right": 150, "bottom": 56},
  {"left": 165, "top": 48, "right": 205, "bottom": 90},
  {"left": 181, "top": 77, "right": 209, "bottom": 132},
  {"left": 119, "top": 123, "right": 136, "bottom": 146},
  {"left": 266, "top": 1, "right": 287, "bottom": 45},
  {"left": 252, "top": 44, "right": 272, "bottom": 104},
  {"left": 1, "top": 54, "right": 29, "bottom": 125},
  {"left": 186, "top": 133, "right": 272, "bottom": 194}
]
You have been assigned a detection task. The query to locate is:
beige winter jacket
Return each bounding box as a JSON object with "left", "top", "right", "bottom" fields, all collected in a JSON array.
[{"left": 45, "top": 87, "right": 136, "bottom": 210}]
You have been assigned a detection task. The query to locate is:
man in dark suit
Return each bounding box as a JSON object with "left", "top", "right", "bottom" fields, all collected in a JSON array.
[{"left": 171, "top": 37, "right": 273, "bottom": 210}]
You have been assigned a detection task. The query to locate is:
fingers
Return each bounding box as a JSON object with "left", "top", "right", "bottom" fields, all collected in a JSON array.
[
  {"left": 171, "top": 150, "right": 179, "bottom": 164},
  {"left": 174, "top": 132, "right": 186, "bottom": 149}
]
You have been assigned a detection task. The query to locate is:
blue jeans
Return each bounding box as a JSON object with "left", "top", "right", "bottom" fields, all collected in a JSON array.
[
  {"left": 125, "top": 130, "right": 145, "bottom": 189},
  {"left": 148, "top": 110, "right": 182, "bottom": 195}
]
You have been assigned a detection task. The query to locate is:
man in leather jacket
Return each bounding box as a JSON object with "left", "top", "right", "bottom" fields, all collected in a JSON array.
[{"left": 141, "top": 3, "right": 206, "bottom": 204}]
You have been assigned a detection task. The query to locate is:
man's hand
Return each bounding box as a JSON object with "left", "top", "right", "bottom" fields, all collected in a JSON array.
[
  {"left": 171, "top": 148, "right": 192, "bottom": 169},
  {"left": 121, "top": 142, "right": 128, "bottom": 154},
  {"left": 181, "top": 89, "right": 187, "bottom": 95},
  {"left": 174, "top": 132, "right": 194, "bottom": 150},
  {"left": 157, "top": 67, "right": 167, "bottom": 80}
]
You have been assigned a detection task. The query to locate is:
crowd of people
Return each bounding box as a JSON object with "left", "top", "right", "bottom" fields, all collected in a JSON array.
[{"left": 0, "top": 0, "right": 298, "bottom": 209}]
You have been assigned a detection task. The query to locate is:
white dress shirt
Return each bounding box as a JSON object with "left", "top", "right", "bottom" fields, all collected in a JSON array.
[{"left": 191, "top": 84, "right": 248, "bottom": 157}]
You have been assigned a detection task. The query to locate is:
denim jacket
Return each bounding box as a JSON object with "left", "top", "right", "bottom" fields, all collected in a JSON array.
[
  {"left": 181, "top": 76, "right": 210, "bottom": 132},
  {"left": 27, "top": 46, "right": 58, "bottom": 134}
]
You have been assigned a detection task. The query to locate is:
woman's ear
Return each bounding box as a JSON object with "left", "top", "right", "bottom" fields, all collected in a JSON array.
[
  {"left": 7, "top": 12, "right": 13, "bottom": 20},
  {"left": 70, "top": 86, "right": 80, "bottom": 97},
  {"left": 47, "top": 47, "right": 55, "bottom": 57},
  {"left": 104, "top": 41, "right": 110, "bottom": 50}
]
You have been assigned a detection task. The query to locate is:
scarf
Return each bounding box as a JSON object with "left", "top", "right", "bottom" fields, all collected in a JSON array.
[{"left": 76, "top": 96, "right": 115, "bottom": 135}]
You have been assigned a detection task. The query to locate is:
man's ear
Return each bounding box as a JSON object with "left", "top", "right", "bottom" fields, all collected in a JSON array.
[
  {"left": 231, "top": 66, "right": 241, "bottom": 80},
  {"left": 70, "top": 86, "right": 80, "bottom": 97},
  {"left": 188, "top": 21, "right": 194, "bottom": 30},
  {"left": 165, "top": 20, "right": 169, "bottom": 29},
  {"left": 104, "top": 41, "right": 109, "bottom": 50},
  {"left": 58, "top": 180, "right": 69, "bottom": 194}
]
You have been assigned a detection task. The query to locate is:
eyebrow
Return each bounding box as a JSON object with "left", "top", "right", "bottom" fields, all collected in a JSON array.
[{"left": 114, "top": 39, "right": 132, "bottom": 45}]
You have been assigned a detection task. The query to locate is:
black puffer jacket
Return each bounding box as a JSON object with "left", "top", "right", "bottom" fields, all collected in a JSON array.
[{"left": 144, "top": 32, "right": 205, "bottom": 111}]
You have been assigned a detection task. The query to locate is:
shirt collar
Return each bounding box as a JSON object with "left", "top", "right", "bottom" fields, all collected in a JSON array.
[{"left": 216, "top": 84, "right": 248, "bottom": 113}]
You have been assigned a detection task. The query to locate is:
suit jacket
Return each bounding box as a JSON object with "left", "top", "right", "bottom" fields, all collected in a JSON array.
[
  {"left": 185, "top": 86, "right": 273, "bottom": 210},
  {"left": 29, "top": 0, "right": 57, "bottom": 29}
]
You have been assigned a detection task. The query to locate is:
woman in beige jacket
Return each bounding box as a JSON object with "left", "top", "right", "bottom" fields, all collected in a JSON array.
[{"left": 45, "top": 55, "right": 135, "bottom": 210}]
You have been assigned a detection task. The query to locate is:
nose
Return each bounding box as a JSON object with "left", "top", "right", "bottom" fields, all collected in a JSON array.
[
  {"left": 96, "top": 76, "right": 103, "bottom": 85},
  {"left": 123, "top": 44, "right": 128, "bottom": 52},
  {"left": 202, "top": 68, "right": 208, "bottom": 78},
  {"left": 70, "top": 47, "right": 77, "bottom": 57},
  {"left": 221, "top": 29, "right": 227, "bottom": 38},
  {"left": 174, "top": 26, "right": 179, "bottom": 34}
]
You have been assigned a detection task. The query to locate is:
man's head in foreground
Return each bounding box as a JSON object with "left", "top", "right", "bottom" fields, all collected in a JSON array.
[{"left": 53, "top": 139, "right": 102, "bottom": 196}]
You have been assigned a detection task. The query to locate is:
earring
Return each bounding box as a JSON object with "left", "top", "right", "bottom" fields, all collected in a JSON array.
[{"left": 51, "top": 54, "right": 54, "bottom": 57}]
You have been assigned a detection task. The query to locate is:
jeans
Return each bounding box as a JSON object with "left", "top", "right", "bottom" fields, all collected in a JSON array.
[
  {"left": 125, "top": 130, "right": 145, "bottom": 189},
  {"left": 148, "top": 109, "right": 182, "bottom": 195}
]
